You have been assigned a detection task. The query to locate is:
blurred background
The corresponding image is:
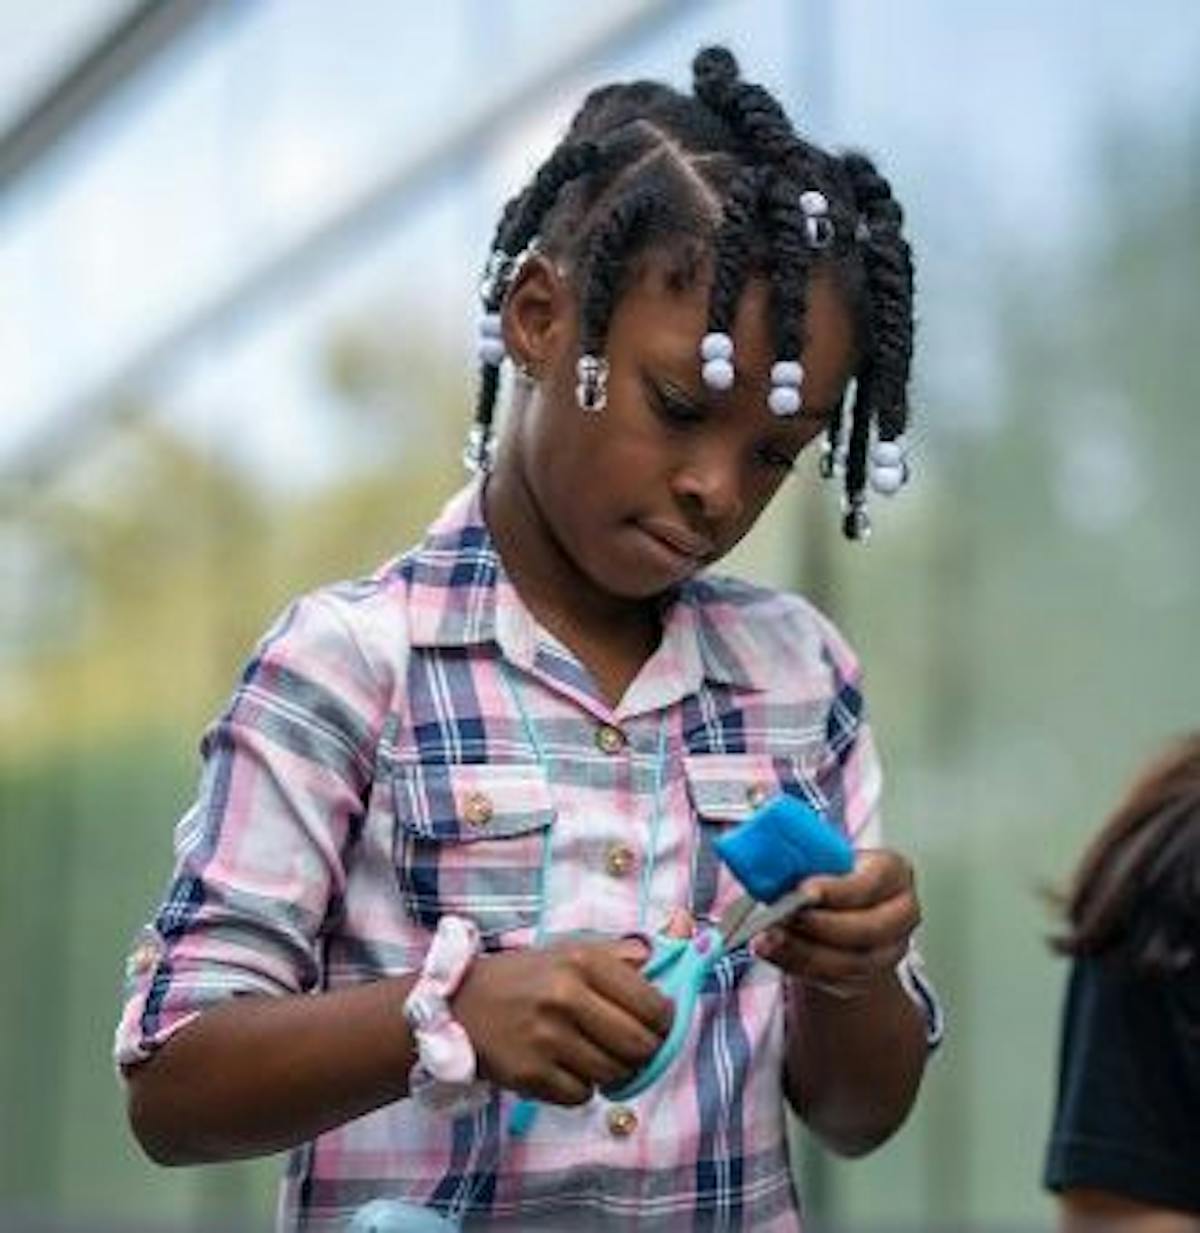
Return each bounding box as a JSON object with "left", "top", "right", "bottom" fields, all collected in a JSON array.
[{"left": 2, "top": 1, "right": 1198, "bottom": 1230}]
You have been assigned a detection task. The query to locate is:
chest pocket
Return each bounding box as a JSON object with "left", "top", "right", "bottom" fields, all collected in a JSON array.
[
  {"left": 684, "top": 748, "right": 835, "bottom": 924},
  {"left": 392, "top": 761, "right": 554, "bottom": 942}
]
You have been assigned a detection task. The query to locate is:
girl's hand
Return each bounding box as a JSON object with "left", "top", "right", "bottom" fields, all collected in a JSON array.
[
  {"left": 453, "top": 937, "right": 674, "bottom": 1106},
  {"left": 752, "top": 849, "right": 920, "bottom": 998}
]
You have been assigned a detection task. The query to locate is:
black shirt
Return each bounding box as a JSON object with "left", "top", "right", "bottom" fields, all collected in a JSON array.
[{"left": 1044, "top": 952, "right": 1200, "bottom": 1214}]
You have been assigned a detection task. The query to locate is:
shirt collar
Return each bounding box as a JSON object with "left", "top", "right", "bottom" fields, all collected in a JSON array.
[
  {"left": 404, "top": 480, "right": 521, "bottom": 655},
  {"left": 404, "top": 481, "right": 769, "bottom": 693},
  {"left": 674, "top": 580, "right": 773, "bottom": 692}
]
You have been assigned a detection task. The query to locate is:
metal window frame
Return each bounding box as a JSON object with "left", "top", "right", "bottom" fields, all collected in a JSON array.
[
  {"left": 3, "top": 0, "right": 702, "bottom": 495},
  {"left": 0, "top": 0, "right": 224, "bottom": 191}
]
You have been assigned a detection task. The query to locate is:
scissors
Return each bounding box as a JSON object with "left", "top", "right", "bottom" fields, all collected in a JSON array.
[{"left": 508, "top": 794, "right": 854, "bottom": 1134}]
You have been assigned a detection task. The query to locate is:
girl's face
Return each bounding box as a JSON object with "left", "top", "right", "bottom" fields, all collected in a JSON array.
[{"left": 497, "top": 251, "right": 857, "bottom": 602}]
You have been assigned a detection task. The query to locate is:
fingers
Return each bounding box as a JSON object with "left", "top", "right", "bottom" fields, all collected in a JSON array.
[
  {"left": 549, "top": 944, "right": 677, "bottom": 1094},
  {"left": 801, "top": 848, "right": 914, "bottom": 912},
  {"left": 753, "top": 848, "right": 922, "bottom": 989},
  {"left": 571, "top": 983, "right": 669, "bottom": 1069},
  {"left": 754, "top": 927, "right": 909, "bottom": 992},
  {"left": 585, "top": 944, "right": 676, "bottom": 1038},
  {"left": 459, "top": 940, "right": 673, "bottom": 1106},
  {"left": 523, "top": 1064, "right": 595, "bottom": 1107},
  {"left": 552, "top": 1024, "right": 644, "bottom": 1091},
  {"left": 778, "top": 888, "right": 920, "bottom": 953}
]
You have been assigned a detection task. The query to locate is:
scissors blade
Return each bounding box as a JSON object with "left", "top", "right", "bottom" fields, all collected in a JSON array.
[
  {"left": 720, "top": 883, "right": 817, "bottom": 952},
  {"left": 716, "top": 894, "right": 758, "bottom": 946}
]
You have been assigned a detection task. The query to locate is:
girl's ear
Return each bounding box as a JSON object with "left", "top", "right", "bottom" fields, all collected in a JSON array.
[{"left": 503, "top": 254, "right": 575, "bottom": 372}]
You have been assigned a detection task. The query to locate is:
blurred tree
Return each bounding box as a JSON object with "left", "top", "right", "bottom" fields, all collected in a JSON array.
[{"left": 823, "top": 108, "right": 1200, "bottom": 1231}]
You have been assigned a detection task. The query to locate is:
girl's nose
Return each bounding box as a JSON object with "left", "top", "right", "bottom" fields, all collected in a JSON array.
[{"left": 672, "top": 451, "right": 744, "bottom": 525}]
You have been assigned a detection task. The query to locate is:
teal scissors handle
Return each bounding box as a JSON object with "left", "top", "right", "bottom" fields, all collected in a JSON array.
[
  {"left": 600, "top": 923, "right": 724, "bottom": 1102},
  {"left": 508, "top": 924, "right": 725, "bottom": 1135}
]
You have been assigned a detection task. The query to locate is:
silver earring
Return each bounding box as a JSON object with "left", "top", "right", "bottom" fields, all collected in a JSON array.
[{"left": 575, "top": 354, "right": 609, "bottom": 414}]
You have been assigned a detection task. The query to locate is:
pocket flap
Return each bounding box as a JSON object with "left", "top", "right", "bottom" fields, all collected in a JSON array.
[
  {"left": 683, "top": 753, "right": 779, "bottom": 823},
  {"left": 393, "top": 762, "right": 554, "bottom": 842},
  {"left": 684, "top": 748, "right": 831, "bottom": 823}
]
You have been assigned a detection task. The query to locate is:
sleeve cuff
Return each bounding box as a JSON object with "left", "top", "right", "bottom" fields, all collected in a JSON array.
[{"left": 896, "top": 946, "right": 945, "bottom": 1051}]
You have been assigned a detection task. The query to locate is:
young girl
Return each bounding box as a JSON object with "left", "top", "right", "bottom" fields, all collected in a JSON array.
[
  {"left": 116, "top": 47, "right": 941, "bottom": 1232},
  {"left": 1044, "top": 734, "right": 1200, "bottom": 1231}
]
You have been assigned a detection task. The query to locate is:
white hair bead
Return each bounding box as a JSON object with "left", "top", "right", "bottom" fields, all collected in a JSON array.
[
  {"left": 869, "top": 464, "right": 905, "bottom": 496},
  {"left": 478, "top": 336, "right": 506, "bottom": 366},
  {"left": 870, "top": 439, "right": 904, "bottom": 467},
  {"left": 769, "top": 360, "right": 804, "bottom": 387},
  {"left": 479, "top": 312, "right": 502, "bottom": 338},
  {"left": 799, "top": 189, "right": 829, "bottom": 217},
  {"left": 768, "top": 386, "right": 802, "bottom": 417},
  {"left": 700, "top": 332, "right": 734, "bottom": 361},
  {"left": 702, "top": 357, "right": 735, "bottom": 391}
]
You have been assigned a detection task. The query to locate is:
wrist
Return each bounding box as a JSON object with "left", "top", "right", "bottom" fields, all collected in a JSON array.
[
  {"left": 786, "top": 951, "right": 943, "bottom": 1049},
  {"left": 786, "top": 966, "right": 895, "bottom": 1007}
]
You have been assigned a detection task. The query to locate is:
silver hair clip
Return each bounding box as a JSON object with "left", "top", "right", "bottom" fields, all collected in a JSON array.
[
  {"left": 479, "top": 250, "right": 514, "bottom": 303},
  {"left": 819, "top": 440, "right": 848, "bottom": 479},
  {"left": 575, "top": 354, "right": 609, "bottom": 413},
  {"left": 462, "top": 423, "right": 495, "bottom": 475},
  {"left": 842, "top": 491, "right": 872, "bottom": 542}
]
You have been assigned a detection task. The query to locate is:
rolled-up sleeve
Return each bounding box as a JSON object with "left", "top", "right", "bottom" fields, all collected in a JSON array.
[{"left": 115, "top": 588, "right": 393, "bottom": 1068}]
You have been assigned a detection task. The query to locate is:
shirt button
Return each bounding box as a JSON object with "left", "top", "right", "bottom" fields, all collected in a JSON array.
[
  {"left": 604, "top": 842, "right": 636, "bottom": 878},
  {"left": 606, "top": 1105, "right": 639, "bottom": 1138},
  {"left": 745, "top": 782, "right": 770, "bottom": 810},
  {"left": 462, "top": 791, "right": 494, "bottom": 828},
  {"left": 594, "top": 724, "right": 626, "bottom": 755}
]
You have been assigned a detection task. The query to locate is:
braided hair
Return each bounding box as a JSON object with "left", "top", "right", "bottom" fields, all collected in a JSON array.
[{"left": 470, "top": 47, "right": 915, "bottom": 539}]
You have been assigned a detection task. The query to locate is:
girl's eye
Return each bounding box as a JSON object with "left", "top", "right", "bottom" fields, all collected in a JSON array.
[
  {"left": 757, "top": 445, "right": 799, "bottom": 472},
  {"left": 650, "top": 383, "right": 705, "bottom": 425}
]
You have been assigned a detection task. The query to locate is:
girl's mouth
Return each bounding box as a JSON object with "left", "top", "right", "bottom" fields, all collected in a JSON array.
[{"left": 635, "top": 519, "right": 715, "bottom": 568}]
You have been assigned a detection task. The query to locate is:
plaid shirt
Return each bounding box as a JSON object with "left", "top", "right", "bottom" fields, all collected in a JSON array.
[{"left": 116, "top": 481, "right": 893, "bottom": 1232}]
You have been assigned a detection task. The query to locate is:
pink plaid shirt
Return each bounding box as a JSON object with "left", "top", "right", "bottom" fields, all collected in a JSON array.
[{"left": 116, "top": 481, "right": 892, "bottom": 1231}]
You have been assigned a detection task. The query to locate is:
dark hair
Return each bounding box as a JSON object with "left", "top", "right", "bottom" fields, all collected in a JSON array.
[
  {"left": 471, "top": 46, "right": 913, "bottom": 539},
  {"left": 1051, "top": 732, "right": 1200, "bottom": 976}
]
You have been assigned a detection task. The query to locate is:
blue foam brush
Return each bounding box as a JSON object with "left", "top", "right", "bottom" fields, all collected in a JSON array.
[{"left": 713, "top": 793, "right": 853, "bottom": 903}]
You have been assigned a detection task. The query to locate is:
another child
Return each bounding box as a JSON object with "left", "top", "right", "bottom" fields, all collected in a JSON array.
[
  {"left": 1044, "top": 734, "right": 1200, "bottom": 1231},
  {"left": 116, "top": 47, "right": 941, "bottom": 1231}
]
